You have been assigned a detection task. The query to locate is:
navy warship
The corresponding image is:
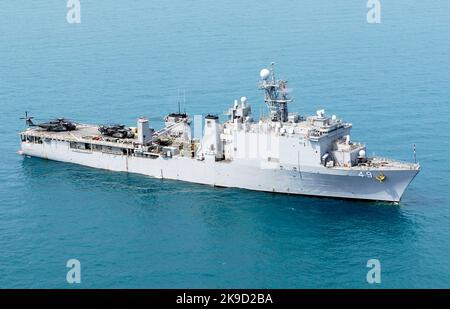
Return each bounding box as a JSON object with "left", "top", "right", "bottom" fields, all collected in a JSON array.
[{"left": 18, "top": 64, "right": 420, "bottom": 202}]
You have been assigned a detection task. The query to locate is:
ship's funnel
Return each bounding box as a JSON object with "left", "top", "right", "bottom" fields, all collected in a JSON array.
[
  {"left": 137, "top": 118, "right": 152, "bottom": 145},
  {"left": 201, "top": 114, "right": 223, "bottom": 160}
]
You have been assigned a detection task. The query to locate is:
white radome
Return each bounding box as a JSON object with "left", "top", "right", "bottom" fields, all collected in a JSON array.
[
  {"left": 358, "top": 149, "right": 366, "bottom": 158},
  {"left": 260, "top": 68, "right": 270, "bottom": 80},
  {"left": 240, "top": 96, "right": 247, "bottom": 104}
]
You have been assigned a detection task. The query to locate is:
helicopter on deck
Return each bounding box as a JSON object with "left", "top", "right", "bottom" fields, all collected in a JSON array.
[
  {"left": 21, "top": 112, "right": 77, "bottom": 132},
  {"left": 98, "top": 124, "right": 135, "bottom": 138}
]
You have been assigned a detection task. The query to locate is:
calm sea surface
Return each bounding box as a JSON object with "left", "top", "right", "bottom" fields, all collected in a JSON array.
[{"left": 0, "top": 1, "right": 449, "bottom": 288}]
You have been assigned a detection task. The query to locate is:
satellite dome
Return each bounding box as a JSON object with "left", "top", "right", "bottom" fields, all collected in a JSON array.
[
  {"left": 358, "top": 149, "right": 366, "bottom": 158},
  {"left": 240, "top": 96, "right": 247, "bottom": 105},
  {"left": 260, "top": 68, "right": 270, "bottom": 80}
]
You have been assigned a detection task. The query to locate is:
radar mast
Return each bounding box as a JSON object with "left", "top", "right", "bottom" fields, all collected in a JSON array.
[{"left": 259, "top": 63, "right": 292, "bottom": 122}]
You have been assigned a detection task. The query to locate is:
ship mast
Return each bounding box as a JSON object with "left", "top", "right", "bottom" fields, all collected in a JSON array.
[{"left": 259, "top": 63, "right": 292, "bottom": 122}]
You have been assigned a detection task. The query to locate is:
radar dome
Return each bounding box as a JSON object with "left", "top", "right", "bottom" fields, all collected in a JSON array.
[
  {"left": 358, "top": 150, "right": 366, "bottom": 158},
  {"left": 240, "top": 96, "right": 247, "bottom": 105},
  {"left": 260, "top": 68, "right": 270, "bottom": 80}
]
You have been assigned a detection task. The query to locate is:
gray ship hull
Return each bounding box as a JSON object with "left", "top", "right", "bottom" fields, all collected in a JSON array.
[{"left": 19, "top": 140, "right": 419, "bottom": 202}]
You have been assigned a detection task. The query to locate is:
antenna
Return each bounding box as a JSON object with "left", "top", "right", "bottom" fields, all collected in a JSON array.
[
  {"left": 183, "top": 89, "right": 186, "bottom": 114},
  {"left": 413, "top": 144, "right": 417, "bottom": 163},
  {"left": 176, "top": 89, "right": 180, "bottom": 114},
  {"left": 270, "top": 62, "right": 275, "bottom": 83}
]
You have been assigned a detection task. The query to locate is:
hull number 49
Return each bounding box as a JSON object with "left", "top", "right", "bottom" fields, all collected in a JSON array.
[{"left": 358, "top": 171, "right": 373, "bottom": 178}]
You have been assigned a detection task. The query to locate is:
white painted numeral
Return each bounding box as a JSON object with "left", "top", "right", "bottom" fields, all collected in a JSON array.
[{"left": 358, "top": 171, "right": 373, "bottom": 178}]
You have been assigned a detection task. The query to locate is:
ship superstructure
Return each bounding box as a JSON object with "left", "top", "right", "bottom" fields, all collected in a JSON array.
[{"left": 19, "top": 65, "right": 420, "bottom": 202}]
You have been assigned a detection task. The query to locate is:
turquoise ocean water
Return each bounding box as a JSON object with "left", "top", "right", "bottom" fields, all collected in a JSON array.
[{"left": 0, "top": 1, "right": 449, "bottom": 288}]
